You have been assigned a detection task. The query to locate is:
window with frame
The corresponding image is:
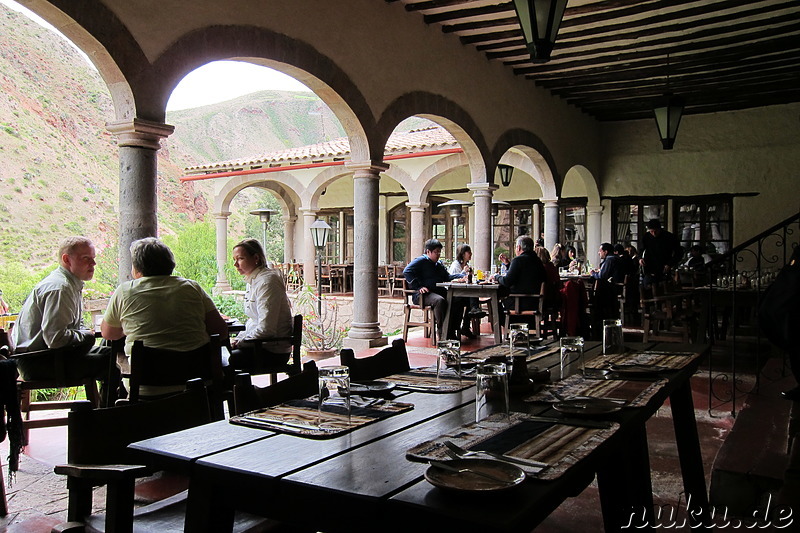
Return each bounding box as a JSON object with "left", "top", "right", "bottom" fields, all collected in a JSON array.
[
  {"left": 432, "top": 200, "right": 468, "bottom": 263},
  {"left": 674, "top": 198, "right": 732, "bottom": 255},
  {"left": 492, "top": 203, "right": 534, "bottom": 263},
  {"left": 389, "top": 205, "right": 407, "bottom": 265},
  {"left": 559, "top": 200, "right": 587, "bottom": 261},
  {"left": 612, "top": 200, "right": 668, "bottom": 251}
]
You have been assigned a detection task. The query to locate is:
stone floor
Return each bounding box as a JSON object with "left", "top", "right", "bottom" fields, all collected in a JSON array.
[{"left": 0, "top": 326, "right": 795, "bottom": 532}]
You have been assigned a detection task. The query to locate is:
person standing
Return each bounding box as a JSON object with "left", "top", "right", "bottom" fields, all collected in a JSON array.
[
  {"left": 640, "top": 219, "right": 683, "bottom": 285},
  {"left": 403, "top": 239, "right": 470, "bottom": 340},
  {"left": 12, "top": 236, "right": 113, "bottom": 392}
]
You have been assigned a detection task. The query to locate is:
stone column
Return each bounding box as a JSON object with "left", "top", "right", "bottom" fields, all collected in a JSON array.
[
  {"left": 533, "top": 203, "right": 541, "bottom": 243},
  {"left": 107, "top": 119, "right": 174, "bottom": 284},
  {"left": 343, "top": 162, "right": 389, "bottom": 350},
  {"left": 468, "top": 183, "right": 498, "bottom": 272},
  {"left": 213, "top": 212, "right": 232, "bottom": 294},
  {"left": 300, "top": 209, "right": 318, "bottom": 287},
  {"left": 542, "top": 198, "right": 560, "bottom": 250},
  {"left": 407, "top": 202, "right": 428, "bottom": 259},
  {"left": 586, "top": 205, "right": 604, "bottom": 268},
  {"left": 283, "top": 214, "right": 297, "bottom": 263}
]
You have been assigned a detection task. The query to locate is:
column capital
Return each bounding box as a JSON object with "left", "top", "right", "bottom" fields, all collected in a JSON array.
[
  {"left": 298, "top": 208, "right": 318, "bottom": 216},
  {"left": 282, "top": 214, "right": 298, "bottom": 223},
  {"left": 345, "top": 161, "right": 390, "bottom": 176},
  {"left": 106, "top": 118, "right": 175, "bottom": 149},
  {"left": 406, "top": 202, "right": 429, "bottom": 212},
  {"left": 214, "top": 211, "right": 232, "bottom": 219},
  {"left": 586, "top": 205, "right": 604, "bottom": 215},
  {"left": 467, "top": 182, "right": 499, "bottom": 195},
  {"left": 541, "top": 198, "right": 559, "bottom": 207}
]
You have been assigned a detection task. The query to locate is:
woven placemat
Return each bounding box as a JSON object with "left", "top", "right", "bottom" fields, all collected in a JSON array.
[
  {"left": 230, "top": 397, "right": 413, "bottom": 439},
  {"left": 585, "top": 350, "right": 701, "bottom": 371},
  {"left": 523, "top": 375, "right": 666, "bottom": 407},
  {"left": 407, "top": 412, "right": 618, "bottom": 480},
  {"left": 384, "top": 371, "right": 474, "bottom": 393}
]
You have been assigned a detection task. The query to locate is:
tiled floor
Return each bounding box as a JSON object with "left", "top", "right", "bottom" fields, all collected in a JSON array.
[{"left": 0, "top": 325, "right": 793, "bottom": 532}]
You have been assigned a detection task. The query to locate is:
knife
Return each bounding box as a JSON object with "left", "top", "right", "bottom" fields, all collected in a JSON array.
[{"left": 523, "top": 415, "right": 613, "bottom": 429}]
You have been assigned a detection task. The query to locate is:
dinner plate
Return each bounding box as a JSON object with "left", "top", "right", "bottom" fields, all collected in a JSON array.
[
  {"left": 425, "top": 459, "right": 525, "bottom": 492},
  {"left": 552, "top": 398, "right": 623, "bottom": 416},
  {"left": 606, "top": 363, "right": 668, "bottom": 376},
  {"left": 350, "top": 380, "right": 396, "bottom": 395}
]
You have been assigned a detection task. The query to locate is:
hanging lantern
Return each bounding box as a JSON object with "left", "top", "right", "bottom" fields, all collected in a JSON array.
[
  {"left": 653, "top": 93, "right": 685, "bottom": 150},
  {"left": 498, "top": 164, "right": 514, "bottom": 187},
  {"left": 512, "top": 0, "right": 568, "bottom": 63}
]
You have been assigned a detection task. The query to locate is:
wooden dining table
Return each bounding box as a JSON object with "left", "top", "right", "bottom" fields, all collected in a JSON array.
[
  {"left": 128, "top": 341, "right": 710, "bottom": 533},
  {"left": 436, "top": 281, "right": 503, "bottom": 343}
]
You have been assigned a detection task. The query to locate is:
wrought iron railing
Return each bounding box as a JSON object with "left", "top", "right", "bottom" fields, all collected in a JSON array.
[{"left": 704, "top": 211, "right": 799, "bottom": 416}]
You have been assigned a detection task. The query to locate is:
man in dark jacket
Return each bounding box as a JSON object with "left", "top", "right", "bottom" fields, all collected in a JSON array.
[
  {"left": 640, "top": 219, "right": 682, "bottom": 285},
  {"left": 491, "top": 235, "right": 546, "bottom": 313},
  {"left": 403, "top": 239, "right": 470, "bottom": 340}
]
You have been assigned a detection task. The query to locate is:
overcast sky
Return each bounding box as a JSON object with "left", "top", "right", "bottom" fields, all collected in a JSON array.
[{"left": 0, "top": 0, "right": 311, "bottom": 111}]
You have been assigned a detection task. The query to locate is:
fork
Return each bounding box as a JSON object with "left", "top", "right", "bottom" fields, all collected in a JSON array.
[
  {"left": 428, "top": 460, "right": 516, "bottom": 484},
  {"left": 443, "top": 440, "right": 547, "bottom": 468}
]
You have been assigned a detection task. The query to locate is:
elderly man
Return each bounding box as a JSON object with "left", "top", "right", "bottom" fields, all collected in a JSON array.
[
  {"left": 491, "top": 235, "right": 547, "bottom": 312},
  {"left": 12, "top": 236, "right": 113, "bottom": 389},
  {"left": 403, "top": 239, "right": 472, "bottom": 340},
  {"left": 101, "top": 237, "right": 228, "bottom": 396}
]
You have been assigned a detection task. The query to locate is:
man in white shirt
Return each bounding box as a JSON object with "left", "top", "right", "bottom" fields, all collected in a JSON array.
[{"left": 12, "top": 236, "right": 113, "bottom": 391}]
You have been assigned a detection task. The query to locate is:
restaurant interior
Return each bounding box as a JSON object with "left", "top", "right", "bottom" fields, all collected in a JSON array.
[{"left": 1, "top": 0, "right": 799, "bottom": 531}]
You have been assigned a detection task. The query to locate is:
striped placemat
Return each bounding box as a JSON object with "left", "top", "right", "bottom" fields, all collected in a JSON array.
[
  {"left": 384, "top": 371, "right": 473, "bottom": 393},
  {"left": 407, "top": 412, "right": 618, "bottom": 480},
  {"left": 523, "top": 375, "right": 666, "bottom": 407},
  {"left": 585, "top": 350, "right": 702, "bottom": 371}
]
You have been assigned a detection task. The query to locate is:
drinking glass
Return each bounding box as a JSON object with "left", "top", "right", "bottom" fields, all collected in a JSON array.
[
  {"left": 559, "top": 336, "right": 584, "bottom": 381},
  {"left": 318, "top": 365, "right": 350, "bottom": 428},
  {"left": 475, "top": 363, "right": 509, "bottom": 423},
  {"left": 508, "top": 323, "right": 528, "bottom": 366},
  {"left": 602, "top": 319, "right": 624, "bottom": 355},
  {"left": 436, "top": 339, "right": 461, "bottom": 380}
]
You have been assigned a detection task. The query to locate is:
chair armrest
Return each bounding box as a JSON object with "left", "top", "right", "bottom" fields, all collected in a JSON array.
[{"left": 54, "top": 463, "right": 150, "bottom": 481}]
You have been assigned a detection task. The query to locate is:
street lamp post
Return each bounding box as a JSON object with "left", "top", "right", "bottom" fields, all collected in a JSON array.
[
  {"left": 249, "top": 208, "right": 277, "bottom": 255},
  {"left": 310, "top": 219, "right": 331, "bottom": 316}
]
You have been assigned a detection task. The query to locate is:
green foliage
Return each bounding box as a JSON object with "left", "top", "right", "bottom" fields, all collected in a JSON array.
[
  {"left": 64, "top": 221, "right": 82, "bottom": 233},
  {"left": 0, "top": 262, "right": 53, "bottom": 311},
  {"left": 212, "top": 294, "right": 246, "bottom": 322},
  {"left": 162, "top": 221, "right": 218, "bottom": 291},
  {"left": 92, "top": 244, "right": 119, "bottom": 289},
  {"left": 58, "top": 191, "right": 73, "bottom": 201}
]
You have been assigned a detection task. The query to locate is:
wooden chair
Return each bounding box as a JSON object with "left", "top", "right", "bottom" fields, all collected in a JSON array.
[
  {"left": 638, "top": 283, "right": 690, "bottom": 343},
  {"left": 124, "top": 335, "right": 228, "bottom": 420},
  {"left": 377, "top": 265, "right": 392, "bottom": 297},
  {"left": 52, "top": 379, "right": 268, "bottom": 533},
  {"left": 340, "top": 339, "right": 410, "bottom": 381},
  {"left": 229, "top": 314, "right": 303, "bottom": 385},
  {"left": 2, "top": 326, "right": 101, "bottom": 443},
  {"left": 504, "top": 282, "right": 545, "bottom": 340},
  {"left": 232, "top": 361, "right": 318, "bottom": 415},
  {"left": 401, "top": 278, "right": 437, "bottom": 347},
  {"left": 390, "top": 263, "right": 406, "bottom": 298}
]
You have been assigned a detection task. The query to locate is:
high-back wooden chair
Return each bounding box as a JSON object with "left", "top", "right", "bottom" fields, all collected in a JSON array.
[
  {"left": 340, "top": 339, "right": 410, "bottom": 381},
  {"left": 232, "top": 361, "right": 318, "bottom": 416},
  {"left": 229, "top": 314, "right": 303, "bottom": 385},
  {"left": 377, "top": 265, "right": 392, "bottom": 297},
  {"left": 504, "top": 282, "right": 546, "bottom": 340},
  {"left": 401, "top": 278, "right": 437, "bottom": 347}
]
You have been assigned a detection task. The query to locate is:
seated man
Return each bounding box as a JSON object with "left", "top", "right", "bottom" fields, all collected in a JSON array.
[
  {"left": 101, "top": 237, "right": 228, "bottom": 397},
  {"left": 491, "top": 235, "right": 547, "bottom": 314},
  {"left": 12, "top": 236, "right": 115, "bottom": 396},
  {"left": 591, "top": 242, "right": 625, "bottom": 321},
  {"left": 591, "top": 243, "right": 625, "bottom": 284},
  {"left": 403, "top": 239, "right": 471, "bottom": 340}
]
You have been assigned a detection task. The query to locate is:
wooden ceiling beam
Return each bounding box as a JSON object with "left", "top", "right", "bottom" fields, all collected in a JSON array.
[{"left": 423, "top": 3, "right": 513, "bottom": 24}]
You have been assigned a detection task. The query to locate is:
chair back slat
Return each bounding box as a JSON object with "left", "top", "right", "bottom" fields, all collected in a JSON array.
[
  {"left": 232, "top": 361, "right": 318, "bottom": 415},
  {"left": 340, "top": 339, "right": 410, "bottom": 381}
]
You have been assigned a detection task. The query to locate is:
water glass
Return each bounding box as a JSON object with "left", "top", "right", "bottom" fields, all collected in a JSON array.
[
  {"left": 318, "top": 365, "right": 350, "bottom": 427},
  {"left": 436, "top": 339, "right": 461, "bottom": 379},
  {"left": 602, "top": 319, "right": 624, "bottom": 355},
  {"left": 508, "top": 323, "right": 529, "bottom": 365},
  {"left": 475, "top": 363, "right": 509, "bottom": 423},
  {"left": 559, "top": 337, "right": 584, "bottom": 381}
]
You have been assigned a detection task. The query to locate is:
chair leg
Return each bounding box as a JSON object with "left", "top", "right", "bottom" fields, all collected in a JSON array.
[{"left": 402, "top": 307, "right": 411, "bottom": 341}]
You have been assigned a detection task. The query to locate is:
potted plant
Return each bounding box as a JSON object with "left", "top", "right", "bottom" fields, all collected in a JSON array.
[{"left": 294, "top": 284, "right": 346, "bottom": 359}]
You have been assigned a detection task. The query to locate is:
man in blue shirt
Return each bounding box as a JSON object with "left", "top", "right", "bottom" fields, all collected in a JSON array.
[{"left": 403, "top": 239, "right": 471, "bottom": 340}]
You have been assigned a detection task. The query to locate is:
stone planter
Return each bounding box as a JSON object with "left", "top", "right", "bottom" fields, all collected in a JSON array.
[{"left": 304, "top": 348, "right": 337, "bottom": 361}]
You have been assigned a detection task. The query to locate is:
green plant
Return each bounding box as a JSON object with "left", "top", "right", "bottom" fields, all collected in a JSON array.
[
  {"left": 293, "top": 284, "right": 346, "bottom": 351},
  {"left": 212, "top": 294, "right": 247, "bottom": 322}
]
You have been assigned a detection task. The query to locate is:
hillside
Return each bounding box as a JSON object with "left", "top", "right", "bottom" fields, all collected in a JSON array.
[{"left": 0, "top": 3, "right": 341, "bottom": 273}]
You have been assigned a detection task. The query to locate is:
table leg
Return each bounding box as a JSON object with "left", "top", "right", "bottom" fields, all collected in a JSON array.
[
  {"left": 443, "top": 290, "right": 454, "bottom": 340},
  {"left": 186, "top": 473, "right": 235, "bottom": 533},
  {"left": 597, "top": 423, "right": 654, "bottom": 530},
  {"left": 670, "top": 378, "right": 709, "bottom": 525},
  {"left": 490, "top": 294, "right": 502, "bottom": 344}
]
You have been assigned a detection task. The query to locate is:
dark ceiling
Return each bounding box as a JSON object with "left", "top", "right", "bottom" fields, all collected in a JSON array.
[{"left": 389, "top": 0, "right": 800, "bottom": 121}]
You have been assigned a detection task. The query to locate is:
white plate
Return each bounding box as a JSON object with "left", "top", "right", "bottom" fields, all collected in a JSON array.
[{"left": 425, "top": 459, "right": 525, "bottom": 492}]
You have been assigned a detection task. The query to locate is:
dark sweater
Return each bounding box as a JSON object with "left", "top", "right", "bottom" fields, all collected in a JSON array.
[{"left": 403, "top": 255, "right": 458, "bottom": 303}]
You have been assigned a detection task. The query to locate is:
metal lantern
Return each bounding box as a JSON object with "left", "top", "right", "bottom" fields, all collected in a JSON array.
[
  {"left": 310, "top": 219, "right": 331, "bottom": 249},
  {"left": 653, "top": 93, "right": 685, "bottom": 150},
  {"left": 498, "top": 164, "right": 514, "bottom": 187},
  {"left": 512, "top": 0, "right": 568, "bottom": 63}
]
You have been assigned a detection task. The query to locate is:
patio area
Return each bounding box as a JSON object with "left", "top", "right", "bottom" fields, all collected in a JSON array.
[{"left": 1, "top": 324, "right": 797, "bottom": 532}]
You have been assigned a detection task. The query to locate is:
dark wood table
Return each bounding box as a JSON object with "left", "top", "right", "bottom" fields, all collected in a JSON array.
[
  {"left": 129, "top": 342, "right": 709, "bottom": 532},
  {"left": 437, "top": 282, "right": 503, "bottom": 343}
]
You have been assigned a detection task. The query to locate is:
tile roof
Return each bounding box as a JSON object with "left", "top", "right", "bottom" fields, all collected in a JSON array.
[{"left": 184, "top": 125, "right": 459, "bottom": 174}]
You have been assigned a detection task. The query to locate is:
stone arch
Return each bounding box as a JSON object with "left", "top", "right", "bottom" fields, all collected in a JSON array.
[
  {"left": 563, "top": 165, "right": 600, "bottom": 205},
  {"left": 146, "top": 26, "right": 375, "bottom": 162},
  {"left": 302, "top": 166, "right": 355, "bottom": 209},
  {"left": 377, "top": 93, "right": 490, "bottom": 184},
  {"left": 214, "top": 172, "right": 303, "bottom": 215},
  {"left": 414, "top": 152, "right": 471, "bottom": 202},
  {"left": 492, "top": 129, "right": 560, "bottom": 197},
  {"left": 13, "top": 1, "right": 136, "bottom": 121}
]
